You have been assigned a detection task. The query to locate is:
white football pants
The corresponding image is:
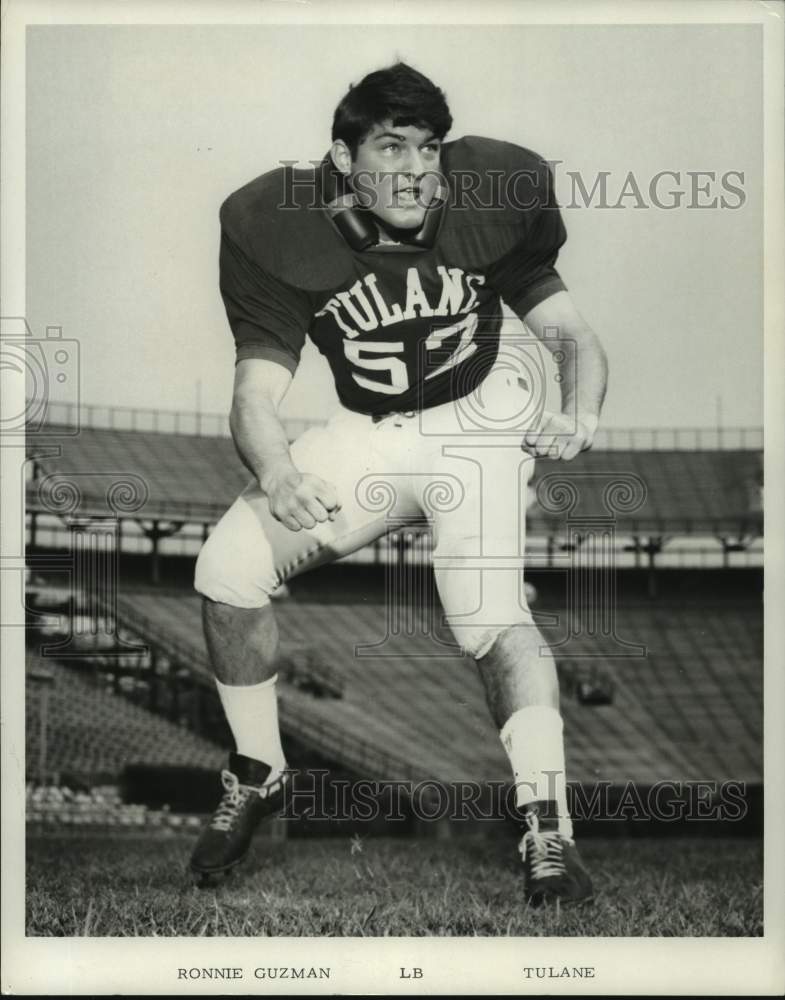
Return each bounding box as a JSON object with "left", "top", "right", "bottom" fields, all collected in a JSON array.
[{"left": 195, "top": 367, "right": 538, "bottom": 658}]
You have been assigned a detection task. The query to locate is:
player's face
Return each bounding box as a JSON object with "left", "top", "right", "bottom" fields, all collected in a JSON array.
[{"left": 350, "top": 122, "right": 442, "bottom": 231}]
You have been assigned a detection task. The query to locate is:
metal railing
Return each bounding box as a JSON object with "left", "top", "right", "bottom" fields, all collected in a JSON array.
[
  {"left": 32, "top": 399, "right": 762, "bottom": 450},
  {"left": 25, "top": 484, "right": 228, "bottom": 524},
  {"left": 592, "top": 425, "right": 762, "bottom": 451},
  {"left": 33, "top": 399, "right": 320, "bottom": 444}
]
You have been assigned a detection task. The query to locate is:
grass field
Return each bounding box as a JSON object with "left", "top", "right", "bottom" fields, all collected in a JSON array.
[{"left": 26, "top": 833, "right": 762, "bottom": 937}]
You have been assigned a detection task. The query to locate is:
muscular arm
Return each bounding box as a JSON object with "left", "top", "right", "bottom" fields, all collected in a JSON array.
[
  {"left": 230, "top": 359, "right": 340, "bottom": 530},
  {"left": 524, "top": 290, "right": 608, "bottom": 427},
  {"left": 229, "top": 359, "right": 296, "bottom": 490},
  {"left": 519, "top": 290, "right": 609, "bottom": 460}
]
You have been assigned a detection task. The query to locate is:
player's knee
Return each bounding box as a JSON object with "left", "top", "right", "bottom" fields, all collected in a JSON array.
[
  {"left": 447, "top": 594, "right": 535, "bottom": 660},
  {"left": 467, "top": 626, "right": 505, "bottom": 660},
  {"left": 434, "top": 535, "right": 535, "bottom": 659},
  {"left": 194, "top": 504, "right": 278, "bottom": 609},
  {"left": 457, "top": 609, "right": 537, "bottom": 660}
]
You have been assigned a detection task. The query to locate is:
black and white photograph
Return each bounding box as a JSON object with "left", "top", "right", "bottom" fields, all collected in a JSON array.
[{"left": 1, "top": 0, "right": 784, "bottom": 994}]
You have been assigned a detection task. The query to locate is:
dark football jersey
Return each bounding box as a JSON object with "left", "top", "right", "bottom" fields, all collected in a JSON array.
[{"left": 219, "top": 135, "right": 567, "bottom": 416}]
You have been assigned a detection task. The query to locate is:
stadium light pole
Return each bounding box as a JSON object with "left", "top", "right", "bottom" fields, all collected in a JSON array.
[
  {"left": 195, "top": 379, "right": 202, "bottom": 436},
  {"left": 716, "top": 394, "right": 723, "bottom": 449}
]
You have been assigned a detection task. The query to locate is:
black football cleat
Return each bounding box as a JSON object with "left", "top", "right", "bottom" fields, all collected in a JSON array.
[
  {"left": 519, "top": 802, "right": 594, "bottom": 907},
  {"left": 189, "top": 752, "right": 289, "bottom": 887}
]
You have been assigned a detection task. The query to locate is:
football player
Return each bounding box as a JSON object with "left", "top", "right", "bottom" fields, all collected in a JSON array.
[{"left": 191, "top": 63, "right": 608, "bottom": 905}]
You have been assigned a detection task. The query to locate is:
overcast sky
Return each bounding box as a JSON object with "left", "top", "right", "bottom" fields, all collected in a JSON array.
[{"left": 26, "top": 23, "right": 762, "bottom": 429}]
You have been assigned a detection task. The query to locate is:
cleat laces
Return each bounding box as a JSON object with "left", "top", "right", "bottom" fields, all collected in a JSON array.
[
  {"left": 210, "top": 771, "right": 252, "bottom": 832},
  {"left": 209, "top": 769, "right": 287, "bottom": 832},
  {"left": 519, "top": 810, "right": 570, "bottom": 880}
]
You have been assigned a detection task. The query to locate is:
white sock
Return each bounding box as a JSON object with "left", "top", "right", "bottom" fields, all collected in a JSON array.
[
  {"left": 215, "top": 674, "right": 287, "bottom": 783},
  {"left": 500, "top": 705, "right": 573, "bottom": 839}
]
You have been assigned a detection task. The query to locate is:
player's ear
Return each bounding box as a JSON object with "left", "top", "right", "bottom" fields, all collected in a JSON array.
[{"left": 331, "top": 139, "right": 353, "bottom": 176}]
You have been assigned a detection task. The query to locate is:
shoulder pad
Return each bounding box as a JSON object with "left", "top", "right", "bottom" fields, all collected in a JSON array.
[
  {"left": 219, "top": 164, "right": 358, "bottom": 291},
  {"left": 440, "top": 135, "right": 555, "bottom": 269},
  {"left": 444, "top": 134, "right": 552, "bottom": 186}
]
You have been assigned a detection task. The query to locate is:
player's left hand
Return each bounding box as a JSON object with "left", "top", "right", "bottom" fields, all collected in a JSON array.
[{"left": 521, "top": 410, "right": 598, "bottom": 462}]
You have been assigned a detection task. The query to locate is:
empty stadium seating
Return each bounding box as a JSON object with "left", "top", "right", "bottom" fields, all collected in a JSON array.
[
  {"left": 103, "top": 588, "right": 762, "bottom": 786},
  {"left": 27, "top": 423, "right": 762, "bottom": 535},
  {"left": 25, "top": 651, "right": 224, "bottom": 784},
  {"left": 24, "top": 416, "right": 763, "bottom": 793},
  {"left": 27, "top": 426, "right": 247, "bottom": 521},
  {"left": 527, "top": 449, "right": 762, "bottom": 534}
]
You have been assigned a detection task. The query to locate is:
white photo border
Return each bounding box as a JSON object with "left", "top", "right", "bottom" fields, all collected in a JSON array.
[{"left": 2, "top": 0, "right": 783, "bottom": 995}]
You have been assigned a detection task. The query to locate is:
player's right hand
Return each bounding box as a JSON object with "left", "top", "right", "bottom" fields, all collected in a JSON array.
[
  {"left": 264, "top": 468, "right": 342, "bottom": 532},
  {"left": 521, "top": 409, "right": 597, "bottom": 462}
]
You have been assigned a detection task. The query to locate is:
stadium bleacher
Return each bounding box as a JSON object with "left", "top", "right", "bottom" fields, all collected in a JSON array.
[
  {"left": 27, "top": 423, "right": 763, "bottom": 535},
  {"left": 528, "top": 449, "right": 762, "bottom": 534},
  {"left": 101, "top": 588, "right": 762, "bottom": 787},
  {"left": 27, "top": 426, "right": 248, "bottom": 522},
  {"left": 25, "top": 651, "right": 224, "bottom": 784},
  {"left": 23, "top": 412, "right": 763, "bottom": 817}
]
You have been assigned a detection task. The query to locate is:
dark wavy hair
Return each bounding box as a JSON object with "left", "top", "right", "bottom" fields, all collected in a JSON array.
[{"left": 332, "top": 62, "right": 453, "bottom": 156}]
